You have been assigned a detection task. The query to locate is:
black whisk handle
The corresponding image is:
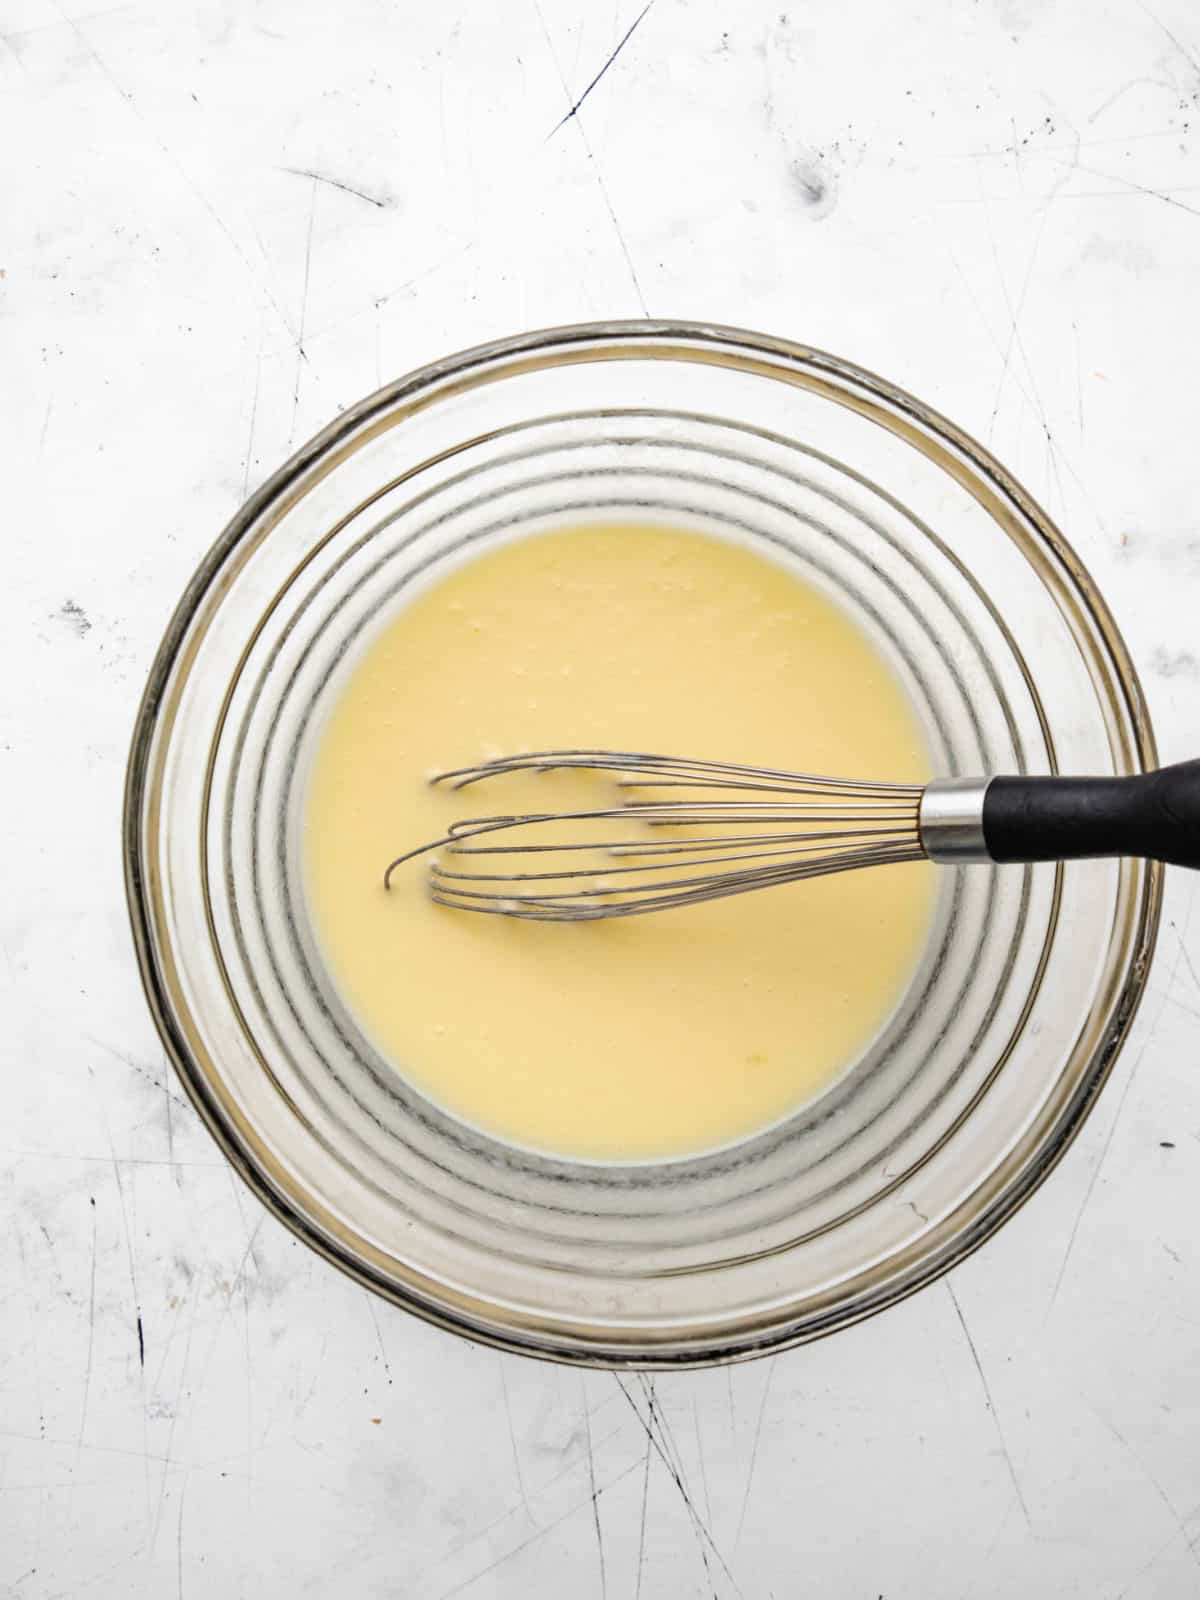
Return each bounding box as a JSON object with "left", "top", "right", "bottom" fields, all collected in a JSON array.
[{"left": 982, "top": 759, "right": 1200, "bottom": 869}]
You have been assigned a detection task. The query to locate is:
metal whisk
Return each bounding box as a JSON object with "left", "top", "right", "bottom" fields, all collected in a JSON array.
[{"left": 383, "top": 750, "right": 1200, "bottom": 922}]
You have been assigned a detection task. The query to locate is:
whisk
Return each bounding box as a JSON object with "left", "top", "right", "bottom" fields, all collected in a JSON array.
[{"left": 383, "top": 750, "right": 1200, "bottom": 921}]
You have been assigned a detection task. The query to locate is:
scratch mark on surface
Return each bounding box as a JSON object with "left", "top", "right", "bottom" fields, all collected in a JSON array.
[
  {"left": 105, "top": 1132, "right": 152, "bottom": 1522},
  {"left": 533, "top": 0, "right": 649, "bottom": 315},
  {"left": 1, "top": 1151, "right": 222, "bottom": 1168},
  {"left": 945, "top": 244, "right": 1057, "bottom": 439},
  {"left": 1176, "top": 926, "right": 1200, "bottom": 992},
  {"left": 984, "top": 238, "right": 1030, "bottom": 439},
  {"left": 281, "top": 166, "right": 390, "bottom": 208},
  {"left": 548, "top": 0, "right": 654, "bottom": 135},
  {"left": 1053, "top": 155, "right": 1200, "bottom": 220},
  {"left": 982, "top": 156, "right": 1068, "bottom": 458},
  {"left": 581, "top": 1379, "right": 608, "bottom": 1599},
  {"left": 498, "top": 1358, "right": 535, "bottom": 1525},
  {"left": 410, "top": 1407, "right": 631, "bottom": 1589},
  {"left": 162, "top": 1060, "right": 179, "bottom": 1188},
  {"left": 434, "top": 1457, "right": 642, "bottom": 1600},
  {"left": 734, "top": 1358, "right": 775, "bottom": 1548},
  {"left": 38, "top": 398, "right": 53, "bottom": 453},
  {"left": 372, "top": 243, "right": 474, "bottom": 313},
  {"left": 233, "top": 1188, "right": 257, "bottom": 1524},
  {"left": 1084, "top": 79, "right": 1170, "bottom": 125},
  {"left": 297, "top": 1330, "right": 329, "bottom": 1418},
  {"left": 1009, "top": 115, "right": 1025, "bottom": 191},
  {"left": 947, "top": 1281, "right": 1031, "bottom": 1528},
  {"left": 364, "top": 1291, "right": 393, "bottom": 1386},
  {"left": 87, "top": 1036, "right": 192, "bottom": 1113},
  {"left": 287, "top": 239, "right": 471, "bottom": 352},
  {"left": 183, "top": 1209, "right": 265, "bottom": 1445},
  {"left": 137, "top": 1313, "right": 145, "bottom": 1367},
  {"left": 637, "top": 1375, "right": 706, "bottom": 1549},
  {"left": 77, "top": 1199, "right": 98, "bottom": 1448},
  {"left": 60, "top": 10, "right": 304, "bottom": 349},
  {"left": 1138, "top": 2, "right": 1200, "bottom": 78},
  {"left": 1088, "top": 1400, "right": 1200, "bottom": 1579},
  {"left": 240, "top": 342, "right": 263, "bottom": 506},
  {"left": 109, "top": 1154, "right": 142, "bottom": 1342},
  {"left": 692, "top": 1396, "right": 713, "bottom": 1527},
  {"left": 1114, "top": 1522, "right": 1200, "bottom": 1599},
  {"left": 0, "top": 1426, "right": 175, "bottom": 1464},
  {"left": 634, "top": 1380, "right": 652, "bottom": 1600},
  {"left": 289, "top": 177, "right": 317, "bottom": 448},
  {"left": 176, "top": 1473, "right": 187, "bottom": 1599},
  {"left": 614, "top": 1375, "right": 737, "bottom": 1597},
  {"left": 149, "top": 1261, "right": 200, "bottom": 1545},
  {"left": 590, "top": 155, "right": 650, "bottom": 314},
  {"left": 991, "top": 146, "right": 1083, "bottom": 517}
]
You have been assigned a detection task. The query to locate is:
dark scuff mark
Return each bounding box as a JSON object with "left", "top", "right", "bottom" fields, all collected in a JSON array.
[
  {"left": 136, "top": 1312, "right": 145, "bottom": 1367},
  {"left": 1151, "top": 647, "right": 1198, "bottom": 679},
  {"left": 790, "top": 156, "right": 837, "bottom": 219},
  {"left": 281, "top": 166, "right": 393, "bottom": 210},
  {"left": 1161, "top": 1140, "right": 1176, "bottom": 1148},
  {"left": 56, "top": 598, "right": 92, "bottom": 637},
  {"left": 549, "top": 0, "right": 655, "bottom": 136}
]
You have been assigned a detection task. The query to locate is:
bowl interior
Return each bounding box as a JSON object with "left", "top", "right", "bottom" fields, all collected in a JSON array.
[{"left": 127, "top": 323, "right": 1159, "bottom": 1364}]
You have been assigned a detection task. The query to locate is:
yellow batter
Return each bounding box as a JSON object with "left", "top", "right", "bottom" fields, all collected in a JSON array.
[{"left": 304, "top": 523, "right": 935, "bottom": 1160}]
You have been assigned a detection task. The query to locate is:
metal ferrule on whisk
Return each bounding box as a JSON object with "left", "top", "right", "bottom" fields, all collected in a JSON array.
[{"left": 917, "top": 778, "right": 993, "bottom": 863}]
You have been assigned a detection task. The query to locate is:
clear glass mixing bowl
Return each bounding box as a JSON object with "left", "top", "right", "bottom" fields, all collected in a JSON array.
[{"left": 124, "top": 321, "right": 1161, "bottom": 1365}]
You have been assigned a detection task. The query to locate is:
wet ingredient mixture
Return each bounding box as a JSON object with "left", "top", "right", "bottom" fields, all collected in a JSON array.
[{"left": 304, "top": 522, "right": 935, "bottom": 1160}]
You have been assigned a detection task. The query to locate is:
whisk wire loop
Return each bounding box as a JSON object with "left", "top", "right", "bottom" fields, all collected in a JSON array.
[{"left": 383, "top": 750, "right": 927, "bottom": 920}]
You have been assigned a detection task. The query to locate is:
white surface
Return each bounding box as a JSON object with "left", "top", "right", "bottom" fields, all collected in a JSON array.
[{"left": 4, "top": 1, "right": 1200, "bottom": 1594}]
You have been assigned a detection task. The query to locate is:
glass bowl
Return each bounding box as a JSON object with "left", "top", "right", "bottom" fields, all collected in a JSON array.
[{"left": 123, "top": 321, "right": 1161, "bottom": 1366}]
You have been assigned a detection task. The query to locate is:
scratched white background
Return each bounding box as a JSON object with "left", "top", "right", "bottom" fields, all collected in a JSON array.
[{"left": 4, "top": 0, "right": 1200, "bottom": 1594}]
